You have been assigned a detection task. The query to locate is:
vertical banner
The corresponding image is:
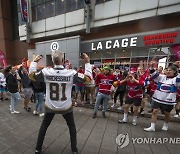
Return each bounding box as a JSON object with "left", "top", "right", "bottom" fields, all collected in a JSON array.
[
  {"left": 171, "top": 44, "right": 180, "bottom": 60},
  {"left": 0, "top": 50, "right": 7, "bottom": 68},
  {"left": 20, "top": 0, "right": 28, "bottom": 22}
]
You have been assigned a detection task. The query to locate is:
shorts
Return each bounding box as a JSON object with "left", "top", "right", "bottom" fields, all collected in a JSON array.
[
  {"left": 0, "top": 85, "right": 7, "bottom": 92},
  {"left": 151, "top": 100, "right": 174, "bottom": 113},
  {"left": 23, "top": 88, "right": 33, "bottom": 98},
  {"left": 75, "top": 86, "right": 85, "bottom": 94},
  {"left": 125, "top": 97, "right": 142, "bottom": 106}
]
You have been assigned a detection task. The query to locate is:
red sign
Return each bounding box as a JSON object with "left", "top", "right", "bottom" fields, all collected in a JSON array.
[{"left": 144, "top": 32, "right": 178, "bottom": 46}]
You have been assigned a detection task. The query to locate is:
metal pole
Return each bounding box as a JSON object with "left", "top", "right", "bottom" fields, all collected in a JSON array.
[
  {"left": 85, "top": 4, "right": 91, "bottom": 33},
  {"left": 26, "top": 0, "right": 31, "bottom": 43}
]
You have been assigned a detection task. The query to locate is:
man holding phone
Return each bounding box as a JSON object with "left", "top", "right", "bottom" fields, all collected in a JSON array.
[{"left": 29, "top": 51, "right": 92, "bottom": 154}]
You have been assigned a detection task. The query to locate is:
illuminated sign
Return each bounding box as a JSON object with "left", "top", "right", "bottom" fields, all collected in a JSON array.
[
  {"left": 91, "top": 37, "right": 137, "bottom": 51},
  {"left": 144, "top": 32, "right": 178, "bottom": 46}
]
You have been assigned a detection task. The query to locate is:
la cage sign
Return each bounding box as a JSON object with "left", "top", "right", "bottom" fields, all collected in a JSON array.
[{"left": 91, "top": 37, "right": 137, "bottom": 51}]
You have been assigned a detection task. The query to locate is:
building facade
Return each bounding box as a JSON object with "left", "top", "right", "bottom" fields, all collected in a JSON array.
[
  {"left": 18, "top": 0, "right": 180, "bottom": 69},
  {"left": 0, "top": 0, "right": 33, "bottom": 66}
]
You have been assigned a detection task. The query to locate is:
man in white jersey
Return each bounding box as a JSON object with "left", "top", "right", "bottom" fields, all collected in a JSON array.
[{"left": 29, "top": 51, "right": 92, "bottom": 154}]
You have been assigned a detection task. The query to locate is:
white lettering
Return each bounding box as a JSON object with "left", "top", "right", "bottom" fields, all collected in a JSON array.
[
  {"left": 97, "top": 42, "right": 103, "bottom": 50},
  {"left": 163, "top": 138, "right": 168, "bottom": 143},
  {"left": 113, "top": 40, "right": 120, "bottom": 48},
  {"left": 136, "top": 138, "right": 143, "bottom": 144},
  {"left": 176, "top": 138, "right": 180, "bottom": 144},
  {"left": 122, "top": 38, "right": 128, "bottom": 47},
  {"left": 143, "top": 138, "right": 150, "bottom": 144},
  {"left": 132, "top": 138, "right": 137, "bottom": 144},
  {"left": 150, "top": 138, "right": 156, "bottom": 144},
  {"left": 106, "top": 41, "right": 112, "bottom": 49},
  {"left": 130, "top": 37, "right": 137, "bottom": 46},
  {"left": 169, "top": 138, "right": 176, "bottom": 144},
  {"left": 91, "top": 43, "right": 96, "bottom": 51},
  {"left": 156, "top": 138, "right": 162, "bottom": 144}
]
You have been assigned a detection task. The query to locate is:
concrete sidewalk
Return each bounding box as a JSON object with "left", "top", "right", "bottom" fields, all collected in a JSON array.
[{"left": 0, "top": 100, "right": 179, "bottom": 154}]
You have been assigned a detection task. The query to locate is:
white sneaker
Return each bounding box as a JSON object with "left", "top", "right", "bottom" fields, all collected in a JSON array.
[
  {"left": 9, "top": 105, "right": 12, "bottom": 111},
  {"left": 141, "top": 111, "right": 145, "bottom": 115},
  {"left": 162, "top": 124, "right": 168, "bottom": 131},
  {"left": 39, "top": 113, "right": 44, "bottom": 117},
  {"left": 33, "top": 110, "right": 38, "bottom": 115},
  {"left": 117, "top": 106, "right": 123, "bottom": 110},
  {"left": 174, "top": 114, "right": 180, "bottom": 118},
  {"left": 118, "top": 119, "right": 127, "bottom": 123},
  {"left": 11, "top": 111, "right": 20, "bottom": 114},
  {"left": 144, "top": 127, "right": 155, "bottom": 132},
  {"left": 111, "top": 104, "right": 117, "bottom": 108},
  {"left": 132, "top": 120, "right": 137, "bottom": 126}
]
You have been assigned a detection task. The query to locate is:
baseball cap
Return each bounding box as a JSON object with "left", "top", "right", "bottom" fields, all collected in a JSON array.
[{"left": 103, "top": 66, "right": 111, "bottom": 71}]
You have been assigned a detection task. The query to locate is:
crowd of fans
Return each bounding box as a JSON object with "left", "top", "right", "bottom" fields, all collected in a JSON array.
[{"left": 0, "top": 59, "right": 179, "bottom": 131}]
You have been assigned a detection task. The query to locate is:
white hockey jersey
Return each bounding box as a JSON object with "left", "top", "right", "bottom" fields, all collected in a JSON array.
[{"left": 29, "top": 62, "right": 92, "bottom": 112}]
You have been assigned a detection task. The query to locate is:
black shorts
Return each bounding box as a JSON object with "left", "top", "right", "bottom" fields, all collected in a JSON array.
[
  {"left": 125, "top": 97, "right": 142, "bottom": 106},
  {"left": 151, "top": 100, "right": 174, "bottom": 113}
]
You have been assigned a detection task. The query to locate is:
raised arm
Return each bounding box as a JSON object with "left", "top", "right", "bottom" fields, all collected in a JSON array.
[{"left": 28, "top": 55, "right": 44, "bottom": 82}]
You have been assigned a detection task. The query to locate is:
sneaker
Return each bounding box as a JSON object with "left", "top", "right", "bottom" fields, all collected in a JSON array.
[
  {"left": 140, "top": 111, "right": 145, "bottom": 115},
  {"left": 117, "top": 106, "right": 123, "bottom": 110},
  {"left": 72, "top": 152, "right": 78, "bottom": 154},
  {"left": 111, "top": 104, "right": 117, "bottom": 108},
  {"left": 102, "top": 112, "right": 106, "bottom": 118},
  {"left": 92, "top": 113, "right": 97, "bottom": 118},
  {"left": 24, "top": 106, "right": 31, "bottom": 112},
  {"left": 35, "top": 149, "right": 41, "bottom": 154},
  {"left": 9, "top": 105, "right": 12, "bottom": 111},
  {"left": 162, "top": 124, "right": 168, "bottom": 131},
  {"left": 144, "top": 127, "right": 155, "bottom": 132},
  {"left": 132, "top": 120, "right": 137, "bottom": 126},
  {"left": 39, "top": 113, "right": 45, "bottom": 117},
  {"left": 174, "top": 114, "right": 180, "bottom": 118},
  {"left": 33, "top": 110, "right": 39, "bottom": 115},
  {"left": 74, "top": 102, "right": 78, "bottom": 107},
  {"left": 118, "top": 119, "right": 127, "bottom": 123},
  {"left": 11, "top": 111, "right": 20, "bottom": 114}
]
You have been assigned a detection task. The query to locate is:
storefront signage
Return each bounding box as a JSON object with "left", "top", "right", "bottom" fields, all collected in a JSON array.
[
  {"left": 91, "top": 37, "right": 137, "bottom": 51},
  {"left": 50, "top": 42, "right": 59, "bottom": 51},
  {"left": 144, "top": 32, "right": 178, "bottom": 46},
  {"left": 80, "top": 28, "right": 180, "bottom": 53}
]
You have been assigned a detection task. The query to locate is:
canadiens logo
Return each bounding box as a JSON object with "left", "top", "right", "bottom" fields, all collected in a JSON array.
[
  {"left": 159, "top": 84, "right": 171, "bottom": 92},
  {"left": 101, "top": 79, "right": 113, "bottom": 85}
]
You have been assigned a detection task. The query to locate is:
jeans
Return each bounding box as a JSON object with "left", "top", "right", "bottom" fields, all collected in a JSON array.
[
  {"left": 10, "top": 92, "right": 21, "bottom": 112},
  {"left": 94, "top": 92, "right": 110, "bottom": 113},
  {"left": 35, "top": 92, "right": 44, "bottom": 113},
  {"left": 35, "top": 111, "right": 77, "bottom": 152},
  {"left": 114, "top": 90, "right": 125, "bottom": 106}
]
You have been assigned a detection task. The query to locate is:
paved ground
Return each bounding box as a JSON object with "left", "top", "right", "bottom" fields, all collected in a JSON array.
[{"left": 0, "top": 100, "right": 179, "bottom": 154}]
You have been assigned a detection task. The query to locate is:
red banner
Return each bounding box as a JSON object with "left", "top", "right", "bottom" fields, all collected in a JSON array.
[
  {"left": 171, "top": 44, "right": 180, "bottom": 60},
  {"left": 0, "top": 50, "right": 7, "bottom": 68},
  {"left": 20, "top": 0, "right": 28, "bottom": 22}
]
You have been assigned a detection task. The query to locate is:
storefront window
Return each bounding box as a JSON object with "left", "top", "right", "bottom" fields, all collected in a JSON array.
[{"left": 87, "top": 47, "right": 173, "bottom": 70}]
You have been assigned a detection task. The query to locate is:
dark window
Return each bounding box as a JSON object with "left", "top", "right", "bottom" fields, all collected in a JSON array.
[
  {"left": 65, "top": 0, "right": 77, "bottom": 12},
  {"left": 45, "top": 1, "right": 55, "bottom": 18},
  {"left": 55, "top": 0, "right": 65, "bottom": 15},
  {"left": 77, "top": 0, "right": 84, "bottom": 9},
  {"left": 96, "top": 0, "right": 112, "bottom": 5},
  {"left": 31, "top": 0, "right": 85, "bottom": 21},
  {"left": 36, "top": 4, "right": 46, "bottom": 20}
]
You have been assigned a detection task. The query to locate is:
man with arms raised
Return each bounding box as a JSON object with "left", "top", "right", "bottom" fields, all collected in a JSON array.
[{"left": 29, "top": 51, "right": 92, "bottom": 154}]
